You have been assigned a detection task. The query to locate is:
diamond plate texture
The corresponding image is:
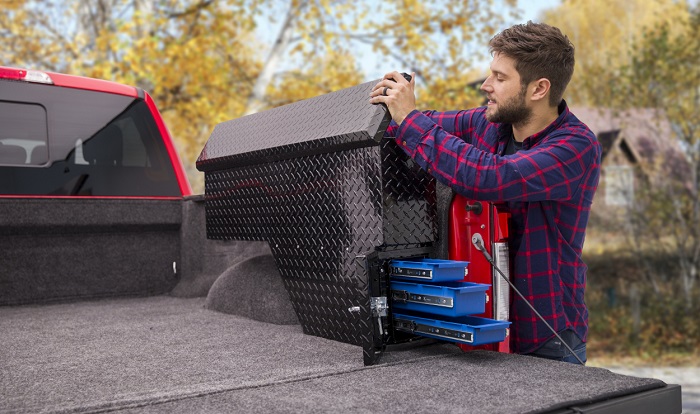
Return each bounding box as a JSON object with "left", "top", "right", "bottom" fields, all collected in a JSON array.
[
  {"left": 199, "top": 81, "right": 436, "bottom": 346},
  {"left": 196, "top": 80, "right": 390, "bottom": 172}
]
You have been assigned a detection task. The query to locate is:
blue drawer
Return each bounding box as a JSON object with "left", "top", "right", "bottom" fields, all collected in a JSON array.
[
  {"left": 389, "top": 258, "right": 469, "bottom": 282},
  {"left": 390, "top": 281, "right": 488, "bottom": 317},
  {"left": 393, "top": 313, "right": 510, "bottom": 346}
]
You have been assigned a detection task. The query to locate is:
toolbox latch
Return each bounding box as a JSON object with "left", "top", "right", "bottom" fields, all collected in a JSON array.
[{"left": 370, "top": 296, "right": 388, "bottom": 317}]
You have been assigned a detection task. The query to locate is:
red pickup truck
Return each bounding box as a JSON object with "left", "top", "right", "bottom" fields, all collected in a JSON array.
[{"left": 0, "top": 67, "right": 683, "bottom": 414}]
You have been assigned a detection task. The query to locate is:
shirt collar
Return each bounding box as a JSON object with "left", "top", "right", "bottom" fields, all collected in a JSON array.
[{"left": 497, "top": 100, "right": 569, "bottom": 148}]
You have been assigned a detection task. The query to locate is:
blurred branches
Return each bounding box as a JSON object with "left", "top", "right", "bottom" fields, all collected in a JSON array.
[
  {"left": 543, "top": 0, "right": 691, "bottom": 107},
  {"left": 1, "top": 0, "right": 514, "bottom": 191},
  {"left": 552, "top": 1, "right": 700, "bottom": 309},
  {"left": 613, "top": 5, "right": 700, "bottom": 310}
]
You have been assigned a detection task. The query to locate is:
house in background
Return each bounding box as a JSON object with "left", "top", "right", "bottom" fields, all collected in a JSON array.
[
  {"left": 571, "top": 107, "right": 690, "bottom": 227},
  {"left": 462, "top": 76, "right": 687, "bottom": 227}
]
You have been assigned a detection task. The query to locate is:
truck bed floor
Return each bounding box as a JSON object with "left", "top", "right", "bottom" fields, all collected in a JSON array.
[{"left": 1, "top": 296, "right": 672, "bottom": 413}]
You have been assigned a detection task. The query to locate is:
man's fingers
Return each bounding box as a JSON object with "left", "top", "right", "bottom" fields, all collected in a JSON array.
[
  {"left": 371, "top": 77, "right": 394, "bottom": 93},
  {"left": 383, "top": 71, "right": 408, "bottom": 84},
  {"left": 369, "top": 86, "right": 390, "bottom": 99},
  {"left": 382, "top": 72, "right": 396, "bottom": 82},
  {"left": 369, "top": 88, "right": 388, "bottom": 104},
  {"left": 372, "top": 71, "right": 413, "bottom": 93},
  {"left": 370, "top": 84, "right": 385, "bottom": 96},
  {"left": 371, "top": 71, "right": 416, "bottom": 105}
]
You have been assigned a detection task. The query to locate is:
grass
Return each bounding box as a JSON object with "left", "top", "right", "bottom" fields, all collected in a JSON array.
[
  {"left": 587, "top": 351, "right": 700, "bottom": 368},
  {"left": 583, "top": 231, "right": 700, "bottom": 367}
]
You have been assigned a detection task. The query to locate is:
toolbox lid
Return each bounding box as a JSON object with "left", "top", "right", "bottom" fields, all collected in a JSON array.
[{"left": 196, "top": 80, "right": 391, "bottom": 172}]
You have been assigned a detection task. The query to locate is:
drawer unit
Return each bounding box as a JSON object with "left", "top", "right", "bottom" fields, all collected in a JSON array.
[
  {"left": 393, "top": 313, "right": 511, "bottom": 346},
  {"left": 389, "top": 258, "right": 469, "bottom": 282},
  {"left": 390, "top": 281, "right": 489, "bottom": 317},
  {"left": 389, "top": 258, "right": 508, "bottom": 348}
]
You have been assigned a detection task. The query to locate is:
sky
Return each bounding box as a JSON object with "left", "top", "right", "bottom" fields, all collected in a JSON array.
[
  {"left": 519, "top": 0, "right": 561, "bottom": 19},
  {"left": 254, "top": 0, "right": 565, "bottom": 83},
  {"left": 360, "top": 0, "right": 563, "bottom": 81}
]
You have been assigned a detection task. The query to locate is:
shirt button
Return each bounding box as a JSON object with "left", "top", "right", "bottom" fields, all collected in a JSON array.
[{"left": 403, "top": 140, "right": 407, "bottom": 146}]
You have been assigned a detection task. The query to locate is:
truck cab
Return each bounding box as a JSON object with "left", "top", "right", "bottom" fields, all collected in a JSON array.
[{"left": 0, "top": 66, "right": 191, "bottom": 197}]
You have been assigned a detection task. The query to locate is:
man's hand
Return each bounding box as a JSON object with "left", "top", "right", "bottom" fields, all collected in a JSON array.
[{"left": 369, "top": 71, "right": 416, "bottom": 126}]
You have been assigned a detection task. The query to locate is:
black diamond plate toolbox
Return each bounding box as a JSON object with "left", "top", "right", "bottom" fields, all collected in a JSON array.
[{"left": 197, "top": 80, "right": 437, "bottom": 361}]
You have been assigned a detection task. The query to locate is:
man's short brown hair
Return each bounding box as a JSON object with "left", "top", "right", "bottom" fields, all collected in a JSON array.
[{"left": 489, "top": 21, "right": 575, "bottom": 106}]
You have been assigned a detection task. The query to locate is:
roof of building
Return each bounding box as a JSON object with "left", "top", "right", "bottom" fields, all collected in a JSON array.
[{"left": 571, "top": 107, "right": 691, "bottom": 186}]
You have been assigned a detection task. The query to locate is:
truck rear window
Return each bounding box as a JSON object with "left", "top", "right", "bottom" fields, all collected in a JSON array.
[
  {"left": 0, "top": 101, "right": 48, "bottom": 165},
  {"left": 0, "top": 82, "right": 181, "bottom": 197}
]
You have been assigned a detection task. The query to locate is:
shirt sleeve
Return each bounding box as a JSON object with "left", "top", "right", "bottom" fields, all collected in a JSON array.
[
  {"left": 394, "top": 110, "right": 601, "bottom": 202},
  {"left": 384, "top": 109, "right": 478, "bottom": 142}
]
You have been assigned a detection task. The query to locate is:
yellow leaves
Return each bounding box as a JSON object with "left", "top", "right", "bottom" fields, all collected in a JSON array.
[
  {"left": 418, "top": 66, "right": 485, "bottom": 112},
  {"left": 1, "top": 0, "right": 26, "bottom": 9},
  {"left": 541, "top": 0, "right": 692, "bottom": 107},
  {"left": 264, "top": 48, "right": 365, "bottom": 107},
  {"left": 3, "top": 0, "right": 519, "bottom": 193}
]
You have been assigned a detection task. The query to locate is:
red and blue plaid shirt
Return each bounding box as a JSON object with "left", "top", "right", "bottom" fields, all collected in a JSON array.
[{"left": 386, "top": 101, "right": 601, "bottom": 353}]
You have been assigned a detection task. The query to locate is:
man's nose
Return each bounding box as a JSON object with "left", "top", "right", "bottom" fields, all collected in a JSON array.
[{"left": 481, "top": 78, "right": 492, "bottom": 93}]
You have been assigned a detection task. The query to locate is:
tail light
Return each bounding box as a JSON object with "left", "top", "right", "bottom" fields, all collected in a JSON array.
[{"left": 0, "top": 67, "right": 54, "bottom": 84}]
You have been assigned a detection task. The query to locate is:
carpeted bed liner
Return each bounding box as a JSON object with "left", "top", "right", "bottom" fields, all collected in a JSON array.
[
  {"left": 0, "top": 296, "right": 456, "bottom": 413},
  {"left": 116, "top": 353, "right": 666, "bottom": 414},
  {"left": 0, "top": 296, "right": 665, "bottom": 414}
]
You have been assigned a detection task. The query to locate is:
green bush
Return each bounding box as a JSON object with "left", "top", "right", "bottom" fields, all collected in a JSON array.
[{"left": 585, "top": 250, "right": 700, "bottom": 363}]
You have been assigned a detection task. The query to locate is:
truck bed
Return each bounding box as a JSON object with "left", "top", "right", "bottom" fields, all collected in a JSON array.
[
  {"left": 1, "top": 295, "right": 678, "bottom": 413},
  {"left": 0, "top": 70, "right": 684, "bottom": 413}
]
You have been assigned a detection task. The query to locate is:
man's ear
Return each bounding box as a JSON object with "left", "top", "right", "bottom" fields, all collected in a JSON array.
[{"left": 529, "top": 78, "right": 551, "bottom": 102}]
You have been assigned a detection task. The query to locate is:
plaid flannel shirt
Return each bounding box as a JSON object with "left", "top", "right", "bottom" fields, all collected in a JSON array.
[{"left": 386, "top": 101, "right": 601, "bottom": 353}]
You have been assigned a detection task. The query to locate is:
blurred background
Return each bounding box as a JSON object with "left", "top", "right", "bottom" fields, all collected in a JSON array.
[{"left": 2, "top": 0, "right": 698, "bottom": 370}]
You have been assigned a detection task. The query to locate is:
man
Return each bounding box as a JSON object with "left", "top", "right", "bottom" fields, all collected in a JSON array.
[{"left": 369, "top": 22, "right": 601, "bottom": 364}]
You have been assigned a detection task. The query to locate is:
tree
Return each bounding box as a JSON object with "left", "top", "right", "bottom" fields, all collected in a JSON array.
[
  {"left": 1, "top": 0, "right": 265, "bottom": 191},
  {"left": 616, "top": 6, "right": 700, "bottom": 310},
  {"left": 542, "top": 0, "right": 700, "bottom": 310},
  {"left": 246, "top": 0, "right": 515, "bottom": 113},
  {"left": 542, "top": 0, "right": 690, "bottom": 106},
  {"left": 1, "top": 0, "right": 516, "bottom": 192}
]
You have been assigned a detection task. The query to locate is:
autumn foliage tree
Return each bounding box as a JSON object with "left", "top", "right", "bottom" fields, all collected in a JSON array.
[
  {"left": 1, "top": 0, "right": 515, "bottom": 191},
  {"left": 542, "top": 0, "right": 690, "bottom": 106},
  {"left": 610, "top": 6, "right": 700, "bottom": 310},
  {"left": 543, "top": 0, "right": 700, "bottom": 310},
  {"left": 2, "top": 0, "right": 266, "bottom": 189}
]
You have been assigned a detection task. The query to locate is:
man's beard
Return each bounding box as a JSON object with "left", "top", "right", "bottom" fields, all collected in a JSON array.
[{"left": 486, "top": 86, "right": 532, "bottom": 126}]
